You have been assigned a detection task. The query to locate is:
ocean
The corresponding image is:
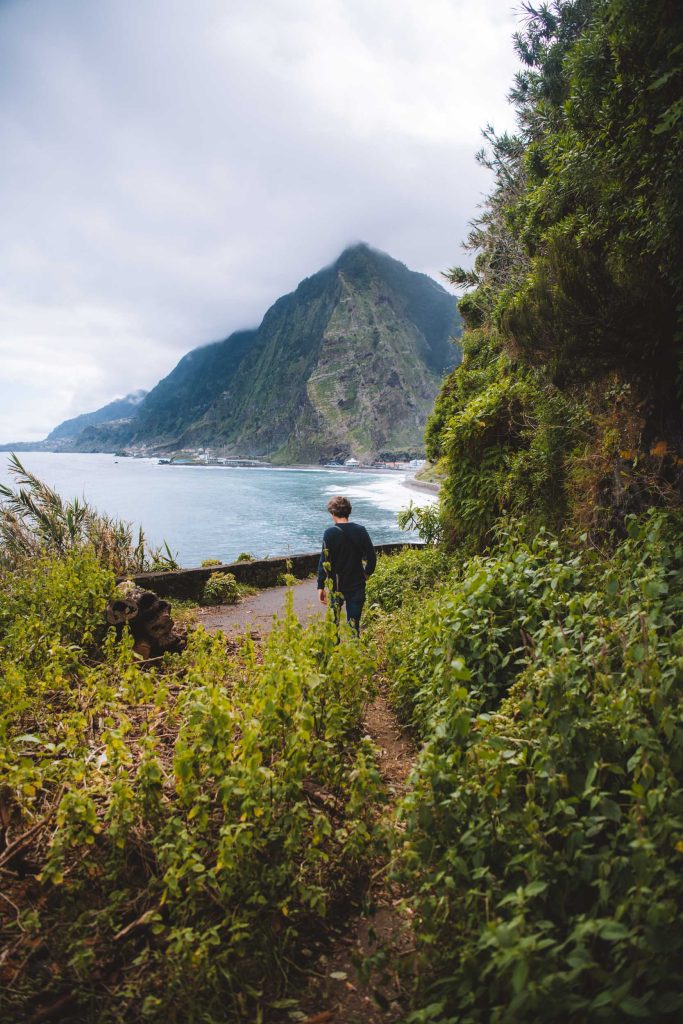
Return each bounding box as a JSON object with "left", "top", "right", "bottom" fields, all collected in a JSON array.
[{"left": 0, "top": 452, "right": 433, "bottom": 567}]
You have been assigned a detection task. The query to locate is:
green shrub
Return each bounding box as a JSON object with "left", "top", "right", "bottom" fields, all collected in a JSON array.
[
  {"left": 372, "top": 512, "right": 683, "bottom": 1021},
  {"left": 236, "top": 551, "right": 255, "bottom": 562},
  {"left": 146, "top": 539, "right": 180, "bottom": 572},
  {"left": 276, "top": 572, "right": 299, "bottom": 586},
  {"left": 427, "top": 338, "right": 587, "bottom": 552},
  {"left": 202, "top": 571, "right": 239, "bottom": 605},
  {"left": 200, "top": 558, "right": 223, "bottom": 568},
  {"left": 397, "top": 501, "right": 443, "bottom": 546},
  {"left": 365, "top": 546, "right": 453, "bottom": 616},
  {"left": 375, "top": 526, "right": 591, "bottom": 728},
  {"left": 0, "top": 550, "right": 114, "bottom": 745},
  {"left": 0, "top": 556, "right": 384, "bottom": 1023}
]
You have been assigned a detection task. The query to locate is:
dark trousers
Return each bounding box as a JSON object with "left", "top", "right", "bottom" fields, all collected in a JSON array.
[{"left": 333, "top": 587, "right": 365, "bottom": 635}]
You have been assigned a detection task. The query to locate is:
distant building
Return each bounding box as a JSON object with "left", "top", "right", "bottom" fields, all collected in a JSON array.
[{"left": 344, "top": 457, "right": 360, "bottom": 466}]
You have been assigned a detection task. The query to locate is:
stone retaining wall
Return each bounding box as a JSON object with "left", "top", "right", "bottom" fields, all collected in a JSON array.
[{"left": 122, "top": 542, "right": 420, "bottom": 602}]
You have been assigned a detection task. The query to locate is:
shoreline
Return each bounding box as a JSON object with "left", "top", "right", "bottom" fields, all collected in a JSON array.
[
  {"left": 2, "top": 449, "right": 427, "bottom": 483},
  {"left": 0, "top": 451, "right": 432, "bottom": 566},
  {"left": 2, "top": 448, "right": 441, "bottom": 491},
  {"left": 402, "top": 473, "right": 441, "bottom": 495}
]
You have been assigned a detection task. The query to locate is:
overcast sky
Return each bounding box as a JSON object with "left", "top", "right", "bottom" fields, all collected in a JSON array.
[{"left": 0, "top": 0, "right": 522, "bottom": 441}]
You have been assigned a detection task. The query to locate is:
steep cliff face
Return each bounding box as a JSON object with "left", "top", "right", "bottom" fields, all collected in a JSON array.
[
  {"left": 129, "top": 330, "right": 259, "bottom": 443},
  {"left": 66, "top": 244, "right": 462, "bottom": 461},
  {"left": 181, "top": 259, "right": 343, "bottom": 457},
  {"left": 298, "top": 257, "right": 450, "bottom": 461}
]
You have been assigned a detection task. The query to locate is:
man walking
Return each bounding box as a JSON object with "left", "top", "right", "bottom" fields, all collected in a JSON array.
[{"left": 317, "top": 495, "right": 376, "bottom": 634}]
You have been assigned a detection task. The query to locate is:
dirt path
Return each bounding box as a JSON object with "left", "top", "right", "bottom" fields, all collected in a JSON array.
[
  {"left": 202, "top": 582, "right": 417, "bottom": 1022},
  {"left": 196, "top": 578, "right": 324, "bottom": 636},
  {"left": 293, "top": 689, "right": 416, "bottom": 1024}
]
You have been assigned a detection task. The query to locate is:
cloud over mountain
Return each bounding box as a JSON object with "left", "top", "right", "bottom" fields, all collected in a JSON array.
[{"left": 0, "top": 0, "right": 521, "bottom": 441}]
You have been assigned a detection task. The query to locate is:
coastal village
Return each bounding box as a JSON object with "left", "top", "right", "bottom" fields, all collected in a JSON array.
[{"left": 133, "top": 446, "right": 427, "bottom": 472}]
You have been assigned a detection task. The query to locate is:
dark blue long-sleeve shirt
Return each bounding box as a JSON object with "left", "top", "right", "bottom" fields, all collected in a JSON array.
[{"left": 316, "top": 522, "right": 376, "bottom": 595}]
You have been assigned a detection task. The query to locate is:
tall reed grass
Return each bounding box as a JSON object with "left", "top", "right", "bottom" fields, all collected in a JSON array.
[{"left": 0, "top": 454, "right": 178, "bottom": 575}]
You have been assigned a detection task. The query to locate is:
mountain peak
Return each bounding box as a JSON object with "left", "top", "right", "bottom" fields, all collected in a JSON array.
[
  {"left": 335, "top": 241, "right": 392, "bottom": 271},
  {"left": 49, "top": 246, "right": 462, "bottom": 462},
  {"left": 336, "top": 240, "right": 372, "bottom": 259}
]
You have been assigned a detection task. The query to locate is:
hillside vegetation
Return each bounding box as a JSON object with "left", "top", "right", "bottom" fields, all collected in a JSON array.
[
  {"left": 366, "top": 517, "right": 682, "bottom": 1021},
  {"left": 365, "top": 1, "right": 683, "bottom": 1017},
  {"left": 426, "top": 0, "right": 681, "bottom": 547},
  {"left": 0, "top": 553, "right": 383, "bottom": 1022},
  {"left": 1, "top": 1, "right": 682, "bottom": 1022}
]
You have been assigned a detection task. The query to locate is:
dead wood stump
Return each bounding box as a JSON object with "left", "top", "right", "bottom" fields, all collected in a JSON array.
[{"left": 106, "top": 583, "right": 187, "bottom": 659}]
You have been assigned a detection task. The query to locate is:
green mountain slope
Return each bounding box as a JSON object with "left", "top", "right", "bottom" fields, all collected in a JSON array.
[
  {"left": 129, "top": 243, "right": 461, "bottom": 462},
  {"left": 130, "top": 330, "right": 259, "bottom": 442}
]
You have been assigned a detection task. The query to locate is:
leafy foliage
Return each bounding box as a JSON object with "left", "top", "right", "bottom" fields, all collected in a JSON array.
[
  {"left": 427, "top": 332, "right": 589, "bottom": 549},
  {"left": 371, "top": 515, "right": 683, "bottom": 1021},
  {"left": 501, "top": 0, "right": 682, "bottom": 390},
  {"left": 431, "top": 0, "right": 682, "bottom": 550},
  {"left": 202, "top": 571, "right": 239, "bottom": 605},
  {"left": 397, "top": 501, "right": 443, "bottom": 546},
  {"left": 365, "top": 546, "right": 453, "bottom": 615},
  {"left": 0, "top": 553, "right": 384, "bottom": 1023}
]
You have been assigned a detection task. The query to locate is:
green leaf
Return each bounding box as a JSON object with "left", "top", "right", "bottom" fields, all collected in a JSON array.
[
  {"left": 619, "top": 995, "right": 650, "bottom": 1018},
  {"left": 600, "top": 921, "right": 630, "bottom": 941},
  {"left": 512, "top": 958, "right": 529, "bottom": 993},
  {"left": 656, "top": 992, "right": 683, "bottom": 1013}
]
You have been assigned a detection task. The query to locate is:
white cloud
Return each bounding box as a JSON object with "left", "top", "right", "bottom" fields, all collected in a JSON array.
[{"left": 0, "top": 0, "right": 521, "bottom": 440}]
